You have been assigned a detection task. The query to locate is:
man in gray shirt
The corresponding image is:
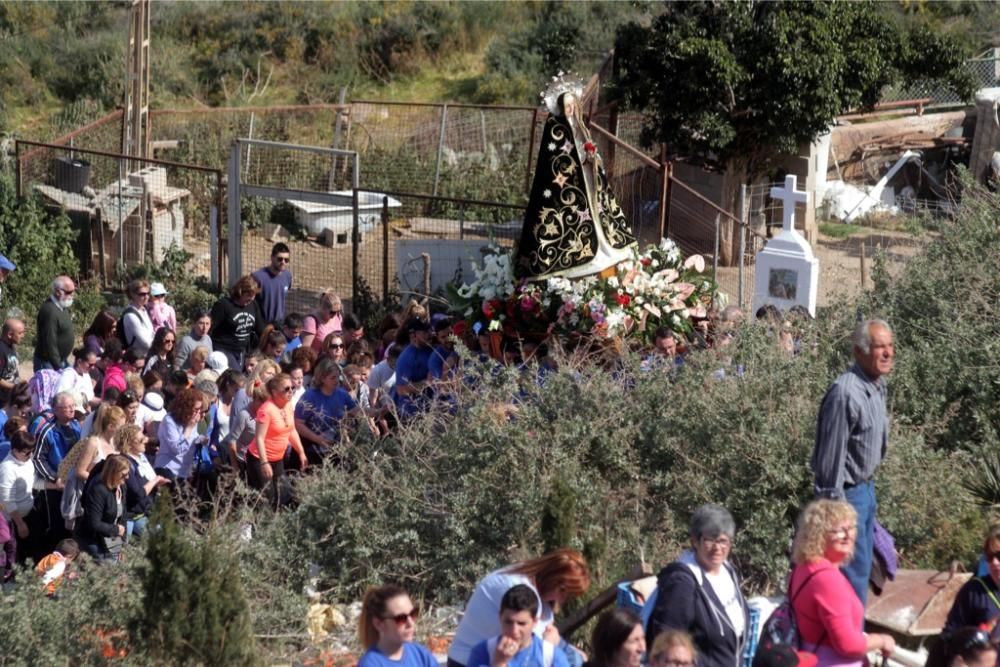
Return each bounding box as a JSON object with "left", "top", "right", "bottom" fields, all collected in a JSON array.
[{"left": 812, "top": 318, "right": 894, "bottom": 606}]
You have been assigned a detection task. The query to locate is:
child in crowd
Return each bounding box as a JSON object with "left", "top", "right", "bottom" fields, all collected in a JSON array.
[
  {"left": 35, "top": 538, "right": 80, "bottom": 596},
  {"left": 465, "top": 584, "right": 569, "bottom": 667}
]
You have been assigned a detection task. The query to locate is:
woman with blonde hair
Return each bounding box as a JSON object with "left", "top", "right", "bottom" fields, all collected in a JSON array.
[
  {"left": 117, "top": 424, "right": 169, "bottom": 538},
  {"left": 300, "top": 290, "right": 344, "bottom": 354},
  {"left": 60, "top": 404, "right": 127, "bottom": 531},
  {"left": 790, "top": 499, "right": 895, "bottom": 667},
  {"left": 224, "top": 377, "right": 270, "bottom": 476},
  {"left": 75, "top": 454, "right": 130, "bottom": 561},
  {"left": 448, "top": 548, "right": 591, "bottom": 667},
  {"left": 357, "top": 584, "right": 437, "bottom": 667},
  {"left": 649, "top": 631, "right": 697, "bottom": 667}
]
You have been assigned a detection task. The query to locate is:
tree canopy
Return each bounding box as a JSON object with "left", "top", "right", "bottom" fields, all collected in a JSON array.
[{"left": 613, "top": 1, "right": 976, "bottom": 172}]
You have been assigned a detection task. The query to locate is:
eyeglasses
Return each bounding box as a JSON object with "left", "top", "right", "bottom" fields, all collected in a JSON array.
[
  {"left": 164, "top": 339, "right": 175, "bottom": 345},
  {"left": 274, "top": 256, "right": 291, "bottom": 264},
  {"left": 279, "top": 385, "right": 294, "bottom": 393},
  {"left": 137, "top": 292, "right": 150, "bottom": 297},
  {"left": 383, "top": 609, "right": 419, "bottom": 625},
  {"left": 329, "top": 344, "right": 344, "bottom": 349},
  {"left": 960, "top": 629, "right": 991, "bottom": 653},
  {"left": 826, "top": 526, "right": 858, "bottom": 539},
  {"left": 59, "top": 288, "right": 76, "bottom": 295},
  {"left": 986, "top": 551, "right": 1000, "bottom": 564},
  {"left": 701, "top": 536, "right": 732, "bottom": 549}
]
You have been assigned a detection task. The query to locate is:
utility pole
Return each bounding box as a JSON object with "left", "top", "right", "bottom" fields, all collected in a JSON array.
[{"left": 122, "top": 0, "right": 151, "bottom": 169}]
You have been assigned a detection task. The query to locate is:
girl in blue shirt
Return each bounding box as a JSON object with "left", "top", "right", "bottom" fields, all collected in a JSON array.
[{"left": 358, "top": 584, "right": 438, "bottom": 667}]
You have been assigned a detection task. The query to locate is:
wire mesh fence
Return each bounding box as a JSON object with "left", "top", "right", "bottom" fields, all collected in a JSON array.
[
  {"left": 15, "top": 140, "right": 224, "bottom": 288},
  {"left": 149, "top": 105, "right": 347, "bottom": 170},
  {"left": 881, "top": 52, "right": 999, "bottom": 109},
  {"left": 345, "top": 101, "right": 540, "bottom": 204},
  {"left": 355, "top": 190, "right": 524, "bottom": 306},
  {"left": 41, "top": 110, "right": 125, "bottom": 155}
]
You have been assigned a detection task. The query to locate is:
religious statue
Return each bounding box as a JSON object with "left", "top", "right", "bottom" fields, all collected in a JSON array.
[{"left": 514, "top": 73, "right": 637, "bottom": 280}]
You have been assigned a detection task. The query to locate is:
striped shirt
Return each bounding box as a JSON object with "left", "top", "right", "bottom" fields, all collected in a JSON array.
[{"left": 812, "top": 364, "right": 888, "bottom": 498}]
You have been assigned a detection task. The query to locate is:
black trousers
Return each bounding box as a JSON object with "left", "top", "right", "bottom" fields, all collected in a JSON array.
[{"left": 246, "top": 454, "right": 285, "bottom": 510}]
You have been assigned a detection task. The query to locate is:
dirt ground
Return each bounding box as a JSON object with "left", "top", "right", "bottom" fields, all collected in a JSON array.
[{"left": 811, "top": 228, "right": 927, "bottom": 307}]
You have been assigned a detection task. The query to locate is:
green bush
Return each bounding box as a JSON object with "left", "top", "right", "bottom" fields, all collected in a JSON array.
[{"left": 135, "top": 494, "right": 260, "bottom": 666}]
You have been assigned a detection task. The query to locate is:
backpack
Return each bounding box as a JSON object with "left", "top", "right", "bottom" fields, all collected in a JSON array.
[
  {"left": 486, "top": 636, "right": 555, "bottom": 667},
  {"left": 117, "top": 305, "right": 142, "bottom": 348},
  {"left": 759, "top": 569, "right": 824, "bottom": 649}
]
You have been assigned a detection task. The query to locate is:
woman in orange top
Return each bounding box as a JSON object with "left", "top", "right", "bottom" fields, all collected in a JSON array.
[{"left": 247, "top": 373, "right": 307, "bottom": 508}]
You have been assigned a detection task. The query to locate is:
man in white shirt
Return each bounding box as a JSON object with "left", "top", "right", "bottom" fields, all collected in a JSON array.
[{"left": 56, "top": 348, "right": 98, "bottom": 414}]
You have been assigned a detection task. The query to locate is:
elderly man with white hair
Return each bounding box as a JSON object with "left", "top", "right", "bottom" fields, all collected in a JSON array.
[
  {"left": 34, "top": 275, "right": 76, "bottom": 371},
  {"left": 811, "top": 318, "right": 895, "bottom": 606}
]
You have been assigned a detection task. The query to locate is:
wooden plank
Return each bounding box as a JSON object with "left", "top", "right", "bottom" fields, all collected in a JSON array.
[{"left": 557, "top": 562, "right": 653, "bottom": 639}]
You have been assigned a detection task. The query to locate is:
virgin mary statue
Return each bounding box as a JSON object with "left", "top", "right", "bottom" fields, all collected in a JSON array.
[{"left": 514, "top": 73, "right": 637, "bottom": 280}]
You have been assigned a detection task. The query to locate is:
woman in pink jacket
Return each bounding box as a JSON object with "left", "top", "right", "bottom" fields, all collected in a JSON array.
[{"left": 790, "top": 500, "right": 896, "bottom": 667}]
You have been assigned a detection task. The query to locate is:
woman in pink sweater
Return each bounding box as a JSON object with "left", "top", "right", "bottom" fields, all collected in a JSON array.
[{"left": 789, "top": 500, "right": 896, "bottom": 667}]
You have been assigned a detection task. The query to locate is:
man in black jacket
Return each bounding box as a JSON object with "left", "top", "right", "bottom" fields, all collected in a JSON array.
[{"left": 34, "top": 275, "right": 76, "bottom": 371}]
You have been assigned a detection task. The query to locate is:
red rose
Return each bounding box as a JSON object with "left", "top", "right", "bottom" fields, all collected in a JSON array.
[
  {"left": 615, "top": 293, "right": 631, "bottom": 306},
  {"left": 584, "top": 141, "right": 596, "bottom": 154},
  {"left": 640, "top": 258, "right": 652, "bottom": 267}
]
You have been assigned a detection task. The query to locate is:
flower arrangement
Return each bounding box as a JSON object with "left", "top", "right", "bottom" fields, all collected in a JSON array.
[{"left": 447, "top": 238, "right": 721, "bottom": 344}]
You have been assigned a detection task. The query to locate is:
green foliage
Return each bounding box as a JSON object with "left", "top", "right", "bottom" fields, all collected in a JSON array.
[
  {"left": 136, "top": 494, "right": 260, "bottom": 666},
  {"left": 0, "top": 168, "right": 104, "bottom": 345},
  {"left": 0, "top": 555, "right": 147, "bottom": 666},
  {"left": 121, "top": 243, "right": 219, "bottom": 324},
  {"left": 613, "top": 1, "right": 976, "bottom": 171}
]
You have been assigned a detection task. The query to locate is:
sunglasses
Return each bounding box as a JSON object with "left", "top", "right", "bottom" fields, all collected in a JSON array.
[
  {"left": 329, "top": 344, "right": 344, "bottom": 349},
  {"left": 960, "top": 629, "right": 992, "bottom": 652},
  {"left": 274, "top": 256, "right": 291, "bottom": 264},
  {"left": 60, "top": 288, "right": 76, "bottom": 295},
  {"left": 383, "top": 609, "right": 419, "bottom": 625},
  {"left": 986, "top": 551, "right": 1000, "bottom": 564},
  {"left": 137, "top": 292, "right": 150, "bottom": 297},
  {"left": 279, "top": 385, "right": 294, "bottom": 393}
]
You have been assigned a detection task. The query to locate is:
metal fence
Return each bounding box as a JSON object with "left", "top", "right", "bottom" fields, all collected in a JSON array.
[
  {"left": 15, "top": 140, "right": 224, "bottom": 288},
  {"left": 40, "top": 109, "right": 125, "bottom": 155},
  {"left": 881, "top": 50, "right": 1000, "bottom": 108},
  {"left": 345, "top": 101, "right": 541, "bottom": 204}
]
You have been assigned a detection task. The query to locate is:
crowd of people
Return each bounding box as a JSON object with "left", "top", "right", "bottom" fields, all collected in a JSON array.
[{"left": 0, "top": 244, "right": 994, "bottom": 667}]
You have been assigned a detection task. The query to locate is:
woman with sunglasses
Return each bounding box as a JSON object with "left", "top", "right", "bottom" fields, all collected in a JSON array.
[
  {"left": 121, "top": 279, "right": 156, "bottom": 357},
  {"left": 788, "top": 500, "right": 895, "bottom": 667},
  {"left": 944, "top": 523, "right": 1000, "bottom": 633},
  {"left": 247, "top": 373, "right": 307, "bottom": 508},
  {"left": 144, "top": 327, "right": 177, "bottom": 378},
  {"left": 76, "top": 454, "right": 130, "bottom": 562},
  {"left": 300, "top": 290, "right": 344, "bottom": 354},
  {"left": 358, "top": 584, "right": 437, "bottom": 667},
  {"left": 323, "top": 332, "right": 347, "bottom": 367}
]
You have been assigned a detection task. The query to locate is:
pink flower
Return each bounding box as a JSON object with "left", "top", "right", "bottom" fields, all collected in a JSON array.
[{"left": 684, "top": 254, "right": 706, "bottom": 273}]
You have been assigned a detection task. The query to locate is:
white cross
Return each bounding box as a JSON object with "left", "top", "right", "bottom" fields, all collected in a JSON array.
[{"left": 770, "top": 174, "right": 810, "bottom": 233}]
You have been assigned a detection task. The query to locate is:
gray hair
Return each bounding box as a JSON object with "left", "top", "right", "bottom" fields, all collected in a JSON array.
[
  {"left": 194, "top": 379, "right": 219, "bottom": 398},
  {"left": 51, "top": 275, "right": 72, "bottom": 293},
  {"left": 690, "top": 504, "right": 736, "bottom": 540},
  {"left": 852, "top": 319, "right": 891, "bottom": 355},
  {"left": 51, "top": 390, "right": 76, "bottom": 409}
]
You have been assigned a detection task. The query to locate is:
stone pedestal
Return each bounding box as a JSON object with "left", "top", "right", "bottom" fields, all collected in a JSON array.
[{"left": 753, "top": 175, "right": 819, "bottom": 316}]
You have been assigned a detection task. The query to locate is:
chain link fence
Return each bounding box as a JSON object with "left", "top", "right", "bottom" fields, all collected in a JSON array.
[
  {"left": 15, "top": 140, "right": 224, "bottom": 288},
  {"left": 881, "top": 51, "right": 1000, "bottom": 109}
]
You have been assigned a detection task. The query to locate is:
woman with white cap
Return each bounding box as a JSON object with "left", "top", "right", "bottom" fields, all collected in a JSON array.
[{"left": 146, "top": 282, "right": 177, "bottom": 333}]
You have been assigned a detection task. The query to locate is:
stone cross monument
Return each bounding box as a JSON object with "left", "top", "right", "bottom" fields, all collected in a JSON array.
[{"left": 752, "top": 174, "right": 819, "bottom": 316}]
